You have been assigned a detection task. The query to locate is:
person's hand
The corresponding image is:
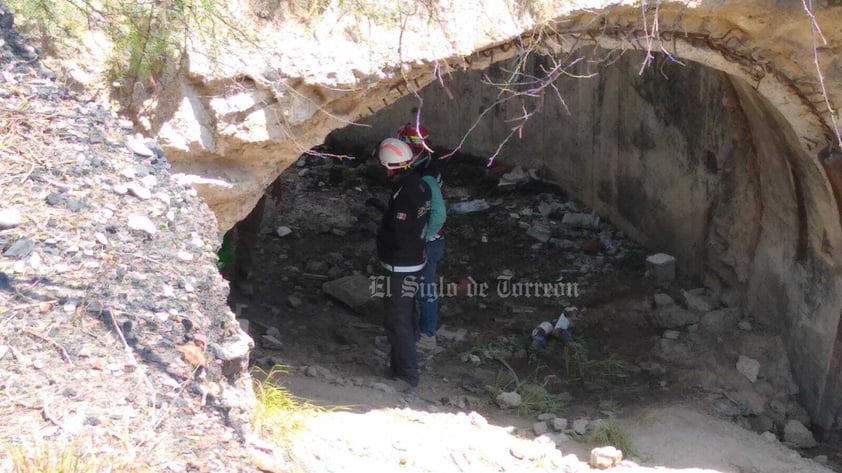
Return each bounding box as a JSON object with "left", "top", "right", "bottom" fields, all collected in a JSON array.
[{"left": 365, "top": 197, "right": 386, "bottom": 213}]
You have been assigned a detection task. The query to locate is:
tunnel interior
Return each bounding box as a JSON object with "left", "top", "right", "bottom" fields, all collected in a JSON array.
[{"left": 218, "top": 47, "right": 842, "bottom": 459}]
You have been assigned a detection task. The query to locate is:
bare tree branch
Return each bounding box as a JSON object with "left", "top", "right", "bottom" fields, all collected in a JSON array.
[{"left": 802, "top": 0, "right": 842, "bottom": 150}]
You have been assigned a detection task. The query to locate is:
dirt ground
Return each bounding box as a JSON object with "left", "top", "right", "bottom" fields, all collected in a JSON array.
[{"left": 229, "top": 149, "right": 841, "bottom": 472}]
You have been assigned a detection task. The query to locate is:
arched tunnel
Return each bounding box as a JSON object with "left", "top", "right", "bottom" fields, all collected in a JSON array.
[
  {"left": 152, "top": 3, "right": 842, "bottom": 446},
  {"left": 212, "top": 44, "right": 842, "bottom": 442}
]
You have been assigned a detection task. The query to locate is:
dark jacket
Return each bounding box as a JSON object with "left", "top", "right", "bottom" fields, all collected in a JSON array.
[{"left": 377, "top": 168, "right": 431, "bottom": 272}]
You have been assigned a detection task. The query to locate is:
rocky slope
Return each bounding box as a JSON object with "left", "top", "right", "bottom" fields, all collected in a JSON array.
[{"left": 0, "top": 6, "right": 269, "bottom": 471}]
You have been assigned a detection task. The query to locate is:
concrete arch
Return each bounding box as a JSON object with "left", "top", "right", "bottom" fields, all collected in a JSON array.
[{"left": 154, "top": 1, "right": 842, "bottom": 429}]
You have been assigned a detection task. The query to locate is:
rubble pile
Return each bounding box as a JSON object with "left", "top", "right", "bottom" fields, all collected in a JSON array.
[{"left": 226, "top": 146, "right": 836, "bottom": 470}]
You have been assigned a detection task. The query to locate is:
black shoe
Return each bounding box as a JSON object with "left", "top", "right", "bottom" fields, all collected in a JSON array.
[{"left": 400, "top": 387, "right": 418, "bottom": 404}]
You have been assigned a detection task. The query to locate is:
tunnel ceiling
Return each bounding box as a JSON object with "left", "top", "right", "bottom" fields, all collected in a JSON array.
[{"left": 146, "top": 1, "right": 842, "bottom": 233}]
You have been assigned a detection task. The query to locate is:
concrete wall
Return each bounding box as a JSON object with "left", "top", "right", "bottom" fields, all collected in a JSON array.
[
  {"left": 328, "top": 50, "right": 842, "bottom": 429},
  {"left": 331, "top": 51, "right": 753, "bottom": 279}
]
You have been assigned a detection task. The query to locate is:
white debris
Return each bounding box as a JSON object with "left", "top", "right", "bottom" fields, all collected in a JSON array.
[
  {"left": 736, "top": 355, "right": 761, "bottom": 383},
  {"left": 450, "top": 199, "right": 490, "bottom": 214},
  {"left": 646, "top": 253, "right": 676, "bottom": 283},
  {"left": 127, "top": 214, "right": 157, "bottom": 235}
]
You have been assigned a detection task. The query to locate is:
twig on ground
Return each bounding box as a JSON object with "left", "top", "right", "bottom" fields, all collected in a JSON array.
[
  {"left": 0, "top": 393, "right": 41, "bottom": 410},
  {"left": 139, "top": 366, "right": 201, "bottom": 452},
  {"left": 0, "top": 300, "right": 59, "bottom": 316},
  {"left": 496, "top": 356, "right": 520, "bottom": 387},
  {"left": 106, "top": 308, "right": 159, "bottom": 428},
  {"left": 22, "top": 327, "right": 74, "bottom": 365},
  {"left": 20, "top": 164, "right": 36, "bottom": 184},
  {"left": 41, "top": 401, "right": 65, "bottom": 430},
  {"left": 449, "top": 451, "right": 466, "bottom": 472},
  {"left": 125, "top": 252, "right": 164, "bottom": 265},
  {"left": 39, "top": 175, "right": 75, "bottom": 190}
]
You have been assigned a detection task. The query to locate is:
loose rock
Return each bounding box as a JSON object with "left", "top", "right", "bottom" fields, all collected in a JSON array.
[
  {"left": 496, "top": 391, "right": 522, "bottom": 409},
  {"left": 126, "top": 133, "right": 155, "bottom": 157},
  {"left": 287, "top": 295, "right": 302, "bottom": 307},
  {"left": 761, "top": 431, "right": 778, "bottom": 442},
  {"left": 663, "top": 330, "right": 680, "bottom": 340},
  {"left": 590, "top": 446, "right": 623, "bottom": 469},
  {"left": 526, "top": 222, "right": 551, "bottom": 242},
  {"left": 551, "top": 418, "right": 568, "bottom": 432},
  {"left": 572, "top": 418, "right": 589, "bottom": 435},
  {"left": 562, "top": 212, "right": 601, "bottom": 229},
  {"left": 783, "top": 420, "right": 817, "bottom": 448},
  {"left": 322, "top": 274, "right": 374, "bottom": 314},
  {"left": 3, "top": 237, "right": 34, "bottom": 258},
  {"left": 127, "top": 214, "right": 157, "bottom": 235},
  {"left": 261, "top": 335, "right": 284, "bottom": 350},
  {"left": 305, "top": 365, "right": 332, "bottom": 379},
  {"left": 653, "top": 292, "right": 675, "bottom": 307},
  {"left": 437, "top": 325, "right": 467, "bottom": 342},
  {"left": 736, "top": 355, "right": 761, "bottom": 383},
  {"left": 653, "top": 305, "right": 698, "bottom": 329},
  {"left": 0, "top": 207, "right": 22, "bottom": 230},
  {"left": 701, "top": 308, "right": 741, "bottom": 333},
  {"left": 127, "top": 183, "right": 152, "bottom": 200},
  {"left": 728, "top": 389, "right": 766, "bottom": 415},
  {"left": 683, "top": 288, "right": 715, "bottom": 313}
]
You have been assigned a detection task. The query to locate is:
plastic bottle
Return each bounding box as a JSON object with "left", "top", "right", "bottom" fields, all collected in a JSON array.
[
  {"left": 552, "top": 311, "right": 573, "bottom": 342},
  {"left": 554, "top": 313, "right": 570, "bottom": 331},
  {"left": 530, "top": 321, "right": 554, "bottom": 349}
]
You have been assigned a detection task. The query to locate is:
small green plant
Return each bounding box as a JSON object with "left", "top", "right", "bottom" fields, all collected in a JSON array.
[
  {"left": 251, "top": 364, "right": 325, "bottom": 446},
  {"left": 563, "top": 339, "right": 634, "bottom": 385},
  {"left": 461, "top": 334, "right": 529, "bottom": 362},
  {"left": 7, "top": 0, "right": 251, "bottom": 103},
  {"left": 516, "top": 381, "right": 566, "bottom": 416},
  {"left": 4, "top": 0, "right": 86, "bottom": 55},
  {"left": 489, "top": 363, "right": 568, "bottom": 416},
  {"left": 588, "top": 420, "right": 637, "bottom": 458}
]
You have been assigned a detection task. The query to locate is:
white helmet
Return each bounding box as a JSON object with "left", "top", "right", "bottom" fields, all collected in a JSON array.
[{"left": 378, "top": 138, "right": 415, "bottom": 170}]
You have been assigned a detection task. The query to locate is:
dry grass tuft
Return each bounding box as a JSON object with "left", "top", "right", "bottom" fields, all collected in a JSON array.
[
  {"left": 1, "top": 438, "right": 142, "bottom": 473},
  {"left": 588, "top": 420, "right": 636, "bottom": 458},
  {"left": 251, "top": 365, "right": 326, "bottom": 446}
]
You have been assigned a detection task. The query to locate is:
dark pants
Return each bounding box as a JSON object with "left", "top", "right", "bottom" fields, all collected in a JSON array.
[
  {"left": 417, "top": 237, "right": 445, "bottom": 337},
  {"left": 384, "top": 271, "right": 421, "bottom": 387}
]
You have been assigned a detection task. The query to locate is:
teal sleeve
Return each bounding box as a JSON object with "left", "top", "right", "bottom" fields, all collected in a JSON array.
[{"left": 422, "top": 175, "right": 446, "bottom": 240}]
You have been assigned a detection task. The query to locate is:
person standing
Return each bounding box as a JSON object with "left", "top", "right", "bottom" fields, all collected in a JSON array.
[
  {"left": 369, "top": 137, "right": 432, "bottom": 390},
  {"left": 397, "top": 123, "right": 446, "bottom": 353}
]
